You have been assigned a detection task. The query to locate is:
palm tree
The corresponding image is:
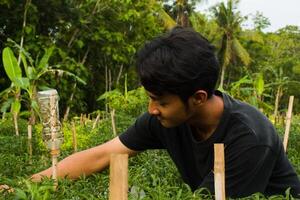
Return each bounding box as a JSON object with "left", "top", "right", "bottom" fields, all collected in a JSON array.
[
  {"left": 175, "top": 0, "right": 190, "bottom": 27},
  {"left": 176, "top": 0, "right": 206, "bottom": 27},
  {"left": 149, "top": 0, "right": 177, "bottom": 30},
  {"left": 212, "top": 0, "right": 250, "bottom": 89},
  {"left": 150, "top": 0, "right": 206, "bottom": 30}
]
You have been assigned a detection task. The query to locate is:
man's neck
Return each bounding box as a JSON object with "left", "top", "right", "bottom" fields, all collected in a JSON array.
[{"left": 188, "top": 94, "right": 224, "bottom": 141}]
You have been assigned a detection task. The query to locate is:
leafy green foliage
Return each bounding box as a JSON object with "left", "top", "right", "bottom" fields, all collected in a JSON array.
[
  {"left": 0, "top": 115, "right": 28, "bottom": 136},
  {"left": 0, "top": 0, "right": 162, "bottom": 115},
  {"left": 211, "top": 0, "right": 250, "bottom": 89},
  {"left": 98, "top": 86, "right": 148, "bottom": 117},
  {"left": 0, "top": 111, "right": 299, "bottom": 199},
  {"left": 13, "top": 180, "right": 54, "bottom": 200},
  {"left": 2, "top": 47, "right": 22, "bottom": 82},
  {"left": 252, "top": 11, "right": 271, "bottom": 32},
  {"left": 0, "top": 1, "right": 300, "bottom": 199},
  {"left": 1, "top": 0, "right": 298, "bottom": 116}
]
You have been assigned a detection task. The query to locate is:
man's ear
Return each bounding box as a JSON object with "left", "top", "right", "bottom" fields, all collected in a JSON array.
[{"left": 191, "top": 90, "right": 208, "bottom": 105}]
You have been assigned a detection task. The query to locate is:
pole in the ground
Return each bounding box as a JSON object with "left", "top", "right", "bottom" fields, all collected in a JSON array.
[
  {"left": 283, "top": 96, "right": 294, "bottom": 152},
  {"left": 214, "top": 143, "right": 226, "bottom": 200},
  {"left": 109, "top": 153, "right": 128, "bottom": 200}
]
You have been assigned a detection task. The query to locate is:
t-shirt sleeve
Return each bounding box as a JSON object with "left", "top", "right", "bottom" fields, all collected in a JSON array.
[
  {"left": 118, "top": 112, "right": 164, "bottom": 151},
  {"left": 199, "top": 145, "right": 277, "bottom": 198}
]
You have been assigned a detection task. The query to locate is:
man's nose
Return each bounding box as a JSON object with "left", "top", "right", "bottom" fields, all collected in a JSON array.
[{"left": 148, "top": 101, "right": 160, "bottom": 115}]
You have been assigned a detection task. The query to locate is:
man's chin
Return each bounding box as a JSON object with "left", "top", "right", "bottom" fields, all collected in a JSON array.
[{"left": 159, "top": 120, "right": 178, "bottom": 128}]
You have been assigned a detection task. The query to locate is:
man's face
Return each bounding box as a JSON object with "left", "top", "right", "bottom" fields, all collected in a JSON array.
[{"left": 147, "top": 91, "right": 192, "bottom": 128}]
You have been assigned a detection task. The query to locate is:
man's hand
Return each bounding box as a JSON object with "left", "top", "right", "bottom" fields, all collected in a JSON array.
[
  {"left": 30, "top": 173, "right": 45, "bottom": 182},
  {"left": 0, "top": 184, "right": 14, "bottom": 193}
]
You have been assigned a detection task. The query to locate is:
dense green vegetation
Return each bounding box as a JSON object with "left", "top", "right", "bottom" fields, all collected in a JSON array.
[
  {"left": 0, "top": 0, "right": 300, "bottom": 199},
  {"left": 0, "top": 112, "right": 299, "bottom": 199},
  {"left": 1, "top": 0, "right": 300, "bottom": 117}
]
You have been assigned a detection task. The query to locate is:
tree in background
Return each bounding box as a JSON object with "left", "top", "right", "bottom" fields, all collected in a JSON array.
[
  {"left": 1, "top": 0, "right": 300, "bottom": 119},
  {"left": 265, "top": 26, "right": 300, "bottom": 120},
  {"left": 252, "top": 11, "right": 271, "bottom": 32},
  {"left": 163, "top": 0, "right": 205, "bottom": 27},
  {"left": 0, "top": 0, "right": 163, "bottom": 118},
  {"left": 212, "top": 0, "right": 250, "bottom": 89}
]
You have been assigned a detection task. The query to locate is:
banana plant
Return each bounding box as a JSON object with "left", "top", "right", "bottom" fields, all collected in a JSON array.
[
  {"left": 264, "top": 66, "right": 300, "bottom": 124},
  {"left": 2, "top": 47, "right": 22, "bottom": 136},
  {"left": 149, "top": 0, "right": 176, "bottom": 30},
  {"left": 1, "top": 44, "right": 85, "bottom": 139},
  {"left": 228, "top": 72, "right": 273, "bottom": 114}
]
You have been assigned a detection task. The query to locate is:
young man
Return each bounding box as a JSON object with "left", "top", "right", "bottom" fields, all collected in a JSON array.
[{"left": 32, "top": 27, "right": 300, "bottom": 198}]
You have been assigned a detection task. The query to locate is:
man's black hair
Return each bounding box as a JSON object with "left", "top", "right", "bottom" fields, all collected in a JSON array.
[{"left": 136, "top": 26, "right": 220, "bottom": 102}]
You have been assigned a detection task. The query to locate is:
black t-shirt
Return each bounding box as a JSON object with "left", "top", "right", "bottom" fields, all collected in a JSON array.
[{"left": 119, "top": 91, "right": 300, "bottom": 198}]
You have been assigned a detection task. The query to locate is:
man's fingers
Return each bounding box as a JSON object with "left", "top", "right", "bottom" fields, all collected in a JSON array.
[{"left": 0, "top": 184, "right": 14, "bottom": 193}]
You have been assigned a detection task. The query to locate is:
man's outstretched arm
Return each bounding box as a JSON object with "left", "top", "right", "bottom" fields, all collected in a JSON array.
[{"left": 31, "top": 137, "right": 138, "bottom": 181}]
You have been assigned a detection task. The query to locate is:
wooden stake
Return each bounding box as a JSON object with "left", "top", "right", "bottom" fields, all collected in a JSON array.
[
  {"left": 72, "top": 121, "right": 77, "bottom": 152},
  {"left": 109, "top": 154, "right": 128, "bottom": 200},
  {"left": 110, "top": 109, "right": 117, "bottom": 136},
  {"left": 13, "top": 112, "right": 19, "bottom": 136},
  {"left": 27, "top": 138, "right": 32, "bottom": 165},
  {"left": 27, "top": 124, "right": 32, "bottom": 164},
  {"left": 50, "top": 93, "right": 58, "bottom": 189},
  {"left": 283, "top": 96, "right": 294, "bottom": 152},
  {"left": 92, "top": 113, "right": 101, "bottom": 130},
  {"left": 28, "top": 124, "right": 32, "bottom": 140},
  {"left": 50, "top": 149, "right": 59, "bottom": 189},
  {"left": 214, "top": 143, "right": 226, "bottom": 200}
]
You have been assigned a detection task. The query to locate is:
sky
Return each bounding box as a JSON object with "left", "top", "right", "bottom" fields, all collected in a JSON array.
[{"left": 196, "top": 0, "right": 300, "bottom": 32}]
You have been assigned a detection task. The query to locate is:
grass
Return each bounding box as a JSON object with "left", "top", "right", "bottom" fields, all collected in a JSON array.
[{"left": 0, "top": 115, "right": 299, "bottom": 199}]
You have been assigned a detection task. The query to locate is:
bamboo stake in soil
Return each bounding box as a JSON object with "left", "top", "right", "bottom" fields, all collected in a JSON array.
[
  {"left": 13, "top": 112, "right": 19, "bottom": 136},
  {"left": 27, "top": 138, "right": 32, "bottom": 164},
  {"left": 72, "top": 121, "right": 77, "bottom": 152},
  {"left": 50, "top": 93, "right": 59, "bottom": 189},
  {"left": 92, "top": 113, "right": 101, "bottom": 130},
  {"left": 109, "top": 154, "right": 128, "bottom": 200},
  {"left": 27, "top": 123, "right": 32, "bottom": 164},
  {"left": 214, "top": 143, "right": 226, "bottom": 200},
  {"left": 110, "top": 109, "right": 117, "bottom": 136},
  {"left": 50, "top": 149, "right": 59, "bottom": 189},
  {"left": 283, "top": 96, "right": 294, "bottom": 152}
]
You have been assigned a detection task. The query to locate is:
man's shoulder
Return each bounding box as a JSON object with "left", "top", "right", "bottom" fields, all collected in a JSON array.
[
  {"left": 219, "top": 92, "right": 280, "bottom": 150},
  {"left": 221, "top": 92, "right": 271, "bottom": 127}
]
